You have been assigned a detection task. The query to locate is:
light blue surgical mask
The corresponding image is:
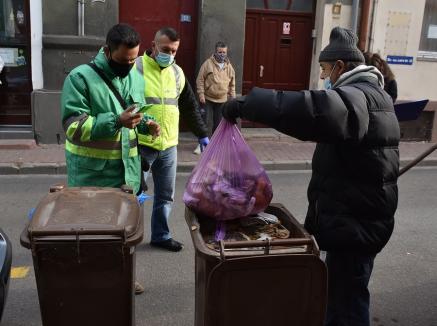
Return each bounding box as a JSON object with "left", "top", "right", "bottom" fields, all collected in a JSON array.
[
  {"left": 323, "top": 63, "right": 337, "bottom": 90},
  {"left": 323, "top": 77, "right": 332, "bottom": 90},
  {"left": 155, "top": 51, "right": 175, "bottom": 68}
]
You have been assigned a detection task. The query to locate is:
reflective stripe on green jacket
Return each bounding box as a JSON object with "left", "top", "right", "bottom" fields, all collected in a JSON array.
[
  {"left": 61, "top": 49, "right": 145, "bottom": 193},
  {"left": 136, "top": 54, "right": 185, "bottom": 151}
]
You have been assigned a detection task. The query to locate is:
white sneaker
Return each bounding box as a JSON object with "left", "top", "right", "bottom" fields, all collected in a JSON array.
[{"left": 193, "top": 144, "right": 201, "bottom": 155}]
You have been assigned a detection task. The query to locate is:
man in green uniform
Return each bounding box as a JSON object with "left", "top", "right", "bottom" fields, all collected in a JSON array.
[
  {"left": 61, "top": 23, "right": 159, "bottom": 194},
  {"left": 61, "top": 23, "right": 159, "bottom": 294}
]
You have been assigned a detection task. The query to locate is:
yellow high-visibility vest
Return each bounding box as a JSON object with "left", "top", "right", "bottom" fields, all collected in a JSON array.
[
  {"left": 64, "top": 114, "right": 138, "bottom": 159},
  {"left": 136, "top": 54, "right": 185, "bottom": 151}
]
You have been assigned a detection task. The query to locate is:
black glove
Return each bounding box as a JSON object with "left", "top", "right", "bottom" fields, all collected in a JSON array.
[{"left": 222, "top": 98, "right": 242, "bottom": 124}]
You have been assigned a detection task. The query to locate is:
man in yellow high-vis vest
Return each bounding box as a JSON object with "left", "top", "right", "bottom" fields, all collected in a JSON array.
[{"left": 136, "top": 27, "right": 208, "bottom": 252}]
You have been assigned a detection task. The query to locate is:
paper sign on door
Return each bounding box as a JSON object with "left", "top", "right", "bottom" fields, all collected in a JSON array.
[{"left": 283, "top": 22, "right": 291, "bottom": 35}]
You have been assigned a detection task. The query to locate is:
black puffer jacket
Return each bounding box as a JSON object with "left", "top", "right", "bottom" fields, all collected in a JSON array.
[{"left": 239, "top": 68, "right": 400, "bottom": 253}]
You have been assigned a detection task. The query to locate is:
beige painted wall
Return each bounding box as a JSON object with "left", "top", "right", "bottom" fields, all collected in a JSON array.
[
  {"left": 311, "top": 0, "right": 434, "bottom": 101},
  {"left": 310, "top": 2, "right": 354, "bottom": 90},
  {"left": 370, "top": 0, "right": 434, "bottom": 101}
]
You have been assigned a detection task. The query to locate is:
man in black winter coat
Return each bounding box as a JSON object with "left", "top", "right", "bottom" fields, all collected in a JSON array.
[{"left": 222, "top": 27, "right": 400, "bottom": 326}]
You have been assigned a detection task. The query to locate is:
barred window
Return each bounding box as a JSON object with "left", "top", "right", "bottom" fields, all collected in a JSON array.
[{"left": 419, "top": 0, "right": 437, "bottom": 58}]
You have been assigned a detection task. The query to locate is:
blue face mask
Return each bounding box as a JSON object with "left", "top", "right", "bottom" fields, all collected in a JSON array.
[
  {"left": 155, "top": 51, "right": 175, "bottom": 68},
  {"left": 323, "top": 63, "right": 337, "bottom": 90},
  {"left": 323, "top": 77, "right": 332, "bottom": 90}
]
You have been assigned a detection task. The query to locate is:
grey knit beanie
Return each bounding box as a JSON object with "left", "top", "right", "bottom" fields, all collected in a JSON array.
[{"left": 319, "top": 27, "right": 365, "bottom": 63}]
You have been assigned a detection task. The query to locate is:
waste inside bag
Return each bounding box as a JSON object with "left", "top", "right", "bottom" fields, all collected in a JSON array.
[{"left": 183, "top": 120, "right": 273, "bottom": 220}]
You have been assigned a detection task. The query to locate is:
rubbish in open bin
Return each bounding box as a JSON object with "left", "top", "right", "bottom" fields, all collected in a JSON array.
[
  {"left": 201, "top": 212, "right": 291, "bottom": 247},
  {"left": 20, "top": 185, "right": 143, "bottom": 326},
  {"left": 186, "top": 203, "right": 327, "bottom": 326}
]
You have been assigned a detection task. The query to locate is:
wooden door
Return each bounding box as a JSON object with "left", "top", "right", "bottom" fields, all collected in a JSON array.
[
  {"left": 243, "top": 10, "right": 313, "bottom": 127},
  {"left": 243, "top": 10, "right": 313, "bottom": 94},
  {"left": 119, "top": 0, "right": 198, "bottom": 84},
  {"left": 0, "top": 0, "right": 32, "bottom": 125}
]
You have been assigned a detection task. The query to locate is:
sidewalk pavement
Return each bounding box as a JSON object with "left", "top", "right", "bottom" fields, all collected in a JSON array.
[{"left": 1, "top": 129, "right": 437, "bottom": 174}]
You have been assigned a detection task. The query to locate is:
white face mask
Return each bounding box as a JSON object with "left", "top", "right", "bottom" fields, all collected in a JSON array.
[{"left": 323, "top": 62, "right": 337, "bottom": 90}]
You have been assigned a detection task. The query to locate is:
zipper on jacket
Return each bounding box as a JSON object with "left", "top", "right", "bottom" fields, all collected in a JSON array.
[{"left": 160, "top": 69, "right": 164, "bottom": 149}]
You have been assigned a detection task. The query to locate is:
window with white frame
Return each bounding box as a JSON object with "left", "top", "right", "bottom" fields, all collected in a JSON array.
[{"left": 419, "top": 0, "right": 437, "bottom": 59}]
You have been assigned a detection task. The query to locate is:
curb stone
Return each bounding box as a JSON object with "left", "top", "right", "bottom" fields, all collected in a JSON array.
[{"left": 0, "top": 159, "right": 436, "bottom": 175}]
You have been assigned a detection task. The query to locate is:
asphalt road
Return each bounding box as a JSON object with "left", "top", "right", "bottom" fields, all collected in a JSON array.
[{"left": 0, "top": 169, "right": 436, "bottom": 326}]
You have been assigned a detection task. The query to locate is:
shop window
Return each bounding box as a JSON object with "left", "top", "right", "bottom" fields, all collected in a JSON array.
[
  {"left": 246, "top": 0, "right": 313, "bottom": 12},
  {"left": 0, "top": 0, "right": 27, "bottom": 43},
  {"left": 419, "top": 0, "right": 437, "bottom": 59},
  {"left": 247, "top": 0, "right": 265, "bottom": 9},
  {"left": 290, "top": 0, "right": 314, "bottom": 12},
  {"left": 267, "top": 0, "right": 291, "bottom": 10}
]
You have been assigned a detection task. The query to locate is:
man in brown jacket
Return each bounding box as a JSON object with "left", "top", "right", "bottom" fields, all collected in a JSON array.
[{"left": 194, "top": 41, "right": 235, "bottom": 153}]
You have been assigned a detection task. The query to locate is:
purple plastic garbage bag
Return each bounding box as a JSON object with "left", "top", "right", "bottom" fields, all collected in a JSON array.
[{"left": 183, "top": 119, "right": 273, "bottom": 220}]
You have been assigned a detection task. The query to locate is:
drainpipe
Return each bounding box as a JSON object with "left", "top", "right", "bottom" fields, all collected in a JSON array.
[
  {"left": 368, "top": 0, "right": 378, "bottom": 51},
  {"left": 78, "top": 0, "right": 85, "bottom": 36},
  {"left": 351, "top": 0, "right": 360, "bottom": 34},
  {"left": 358, "top": 0, "right": 372, "bottom": 51}
]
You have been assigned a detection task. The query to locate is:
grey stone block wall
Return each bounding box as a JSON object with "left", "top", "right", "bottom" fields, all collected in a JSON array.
[
  {"left": 43, "top": 0, "right": 118, "bottom": 37},
  {"left": 42, "top": 0, "right": 118, "bottom": 90},
  {"left": 32, "top": 90, "right": 64, "bottom": 144},
  {"left": 42, "top": 41, "right": 100, "bottom": 90},
  {"left": 34, "top": 0, "right": 118, "bottom": 143},
  {"left": 196, "top": 0, "right": 246, "bottom": 95}
]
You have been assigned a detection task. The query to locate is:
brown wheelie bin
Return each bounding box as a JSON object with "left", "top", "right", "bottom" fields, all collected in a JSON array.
[
  {"left": 185, "top": 203, "right": 327, "bottom": 326},
  {"left": 20, "top": 185, "right": 143, "bottom": 326}
]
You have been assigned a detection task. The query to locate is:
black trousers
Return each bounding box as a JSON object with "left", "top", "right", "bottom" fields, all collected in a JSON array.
[{"left": 324, "top": 251, "right": 376, "bottom": 326}]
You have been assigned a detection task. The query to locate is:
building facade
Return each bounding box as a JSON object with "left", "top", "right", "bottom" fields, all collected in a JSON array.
[{"left": 0, "top": 0, "right": 436, "bottom": 142}]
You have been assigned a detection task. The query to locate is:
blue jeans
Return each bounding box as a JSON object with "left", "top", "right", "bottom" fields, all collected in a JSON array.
[
  {"left": 325, "top": 252, "right": 376, "bottom": 326},
  {"left": 139, "top": 145, "right": 177, "bottom": 242}
]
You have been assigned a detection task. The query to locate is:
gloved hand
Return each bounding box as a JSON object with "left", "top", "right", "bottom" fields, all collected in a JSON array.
[
  {"left": 222, "top": 98, "right": 242, "bottom": 124},
  {"left": 198, "top": 137, "right": 210, "bottom": 152}
]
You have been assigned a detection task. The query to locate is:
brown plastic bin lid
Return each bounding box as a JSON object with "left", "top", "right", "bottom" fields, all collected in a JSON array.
[{"left": 21, "top": 186, "right": 142, "bottom": 247}]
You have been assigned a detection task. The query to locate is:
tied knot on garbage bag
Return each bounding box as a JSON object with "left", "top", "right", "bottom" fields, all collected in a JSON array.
[{"left": 183, "top": 120, "right": 273, "bottom": 221}]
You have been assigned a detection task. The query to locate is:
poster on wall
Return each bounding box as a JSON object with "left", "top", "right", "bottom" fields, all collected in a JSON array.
[
  {"left": 283, "top": 22, "right": 290, "bottom": 35},
  {"left": 427, "top": 25, "right": 437, "bottom": 39},
  {"left": 0, "top": 48, "right": 19, "bottom": 67},
  {"left": 385, "top": 11, "right": 411, "bottom": 56}
]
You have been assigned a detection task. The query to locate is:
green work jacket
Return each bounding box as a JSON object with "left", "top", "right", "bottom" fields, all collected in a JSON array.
[{"left": 61, "top": 49, "right": 146, "bottom": 194}]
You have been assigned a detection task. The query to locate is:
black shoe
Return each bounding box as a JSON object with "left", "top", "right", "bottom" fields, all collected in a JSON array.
[{"left": 150, "top": 238, "right": 184, "bottom": 252}]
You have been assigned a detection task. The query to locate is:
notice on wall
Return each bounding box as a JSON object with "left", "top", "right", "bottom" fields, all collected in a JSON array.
[
  {"left": 283, "top": 22, "right": 290, "bottom": 35},
  {"left": 181, "top": 14, "right": 191, "bottom": 22},
  {"left": 0, "top": 47, "right": 18, "bottom": 66},
  {"left": 428, "top": 25, "right": 437, "bottom": 39},
  {"left": 384, "top": 11, "right": 412, "bottom": 56}
]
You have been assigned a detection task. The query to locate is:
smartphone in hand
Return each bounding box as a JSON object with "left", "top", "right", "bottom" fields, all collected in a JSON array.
[{"left": 130, "top": 103, "right": 153, "bottom": 114}]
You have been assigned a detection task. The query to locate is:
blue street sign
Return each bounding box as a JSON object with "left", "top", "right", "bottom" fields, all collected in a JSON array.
[{"left": 386, "top": 55, "right": 414, "bottom": 65}]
